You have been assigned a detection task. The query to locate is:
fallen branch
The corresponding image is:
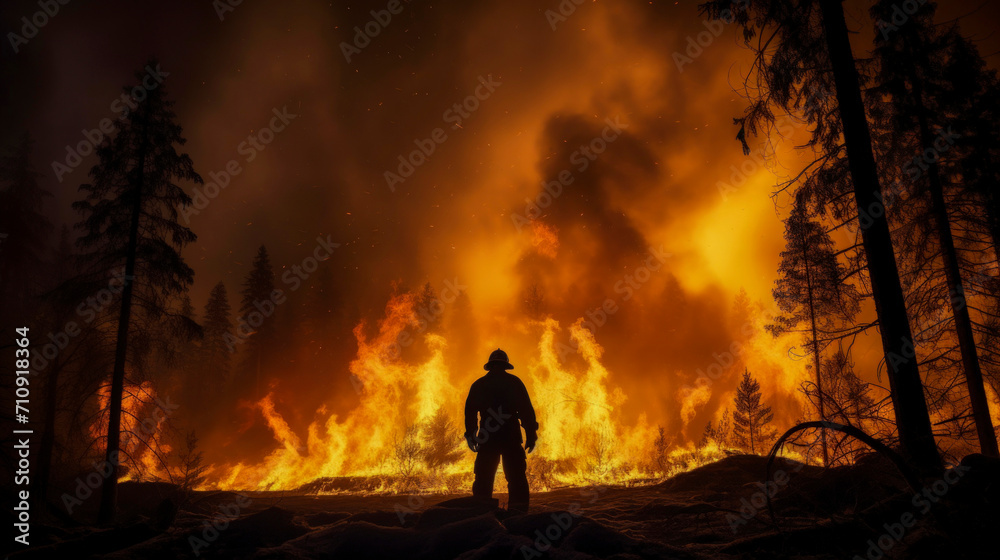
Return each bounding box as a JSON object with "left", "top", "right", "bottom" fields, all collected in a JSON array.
[{"left": 763, "top": 421, "right": 922, "bottom": 527}]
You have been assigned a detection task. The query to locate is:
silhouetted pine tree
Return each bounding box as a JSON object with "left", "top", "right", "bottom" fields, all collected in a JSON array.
[
  {"left": 179, "top": 294, "right": 194, "bottom": 318},
  {"left": 699, "top": 421, "right": 714, "bottom": 448},
  {"left": 158, "top": 293, "right": 198, "bottom": 378},
  {"left": 944, "top": 30, "right": 1000, "bottom": 255},
  {"left": 869, "top": 0, "right": 998, "bottom": 457},
  {"left": 822, "top": 349, "right": 881, "bottom": 425},
  {"left": 768, "top": 195, "right": 860, "bottom": 465},
  {"left": 654, "top": 426, "right": 669, "bottom": 472},
  {"left": 175, "top": 430, "right": 207, "bottom": 493},
  {"left": 732, "top": 369, "right": 774, "bottom": 454},
  {"left": 700, "top": 0, "right": 941, "bottom": 473},
  {"left": 203, "top": 282, "right": 234, "bottom": 383},
  {"left": 239, "top": 245, "right": 275, "bottom": 398},
  {"left": 72, "top": 59, "right": 200, "bottom": 523},
  {"left": 716, "top": 408, "right": 733, "bottom": 448},
  {"left": 812, "top": 348, "right": 884, "bottom": 463},
  {"left": 415, "top": 281, "right": 436, "bottom": 316},
  {"left": 945, "top": 45, "right": 1000, "bottom": 419},
  {"left": 522, "top": 283, "right": 545, "bottom": 319},
  {"left": 173, "top": 282, "right": 232, "bottom": 429}
]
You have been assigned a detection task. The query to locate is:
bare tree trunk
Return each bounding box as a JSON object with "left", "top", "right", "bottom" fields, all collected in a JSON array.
[
  {"left": 818, "top": 0, "right": 941, "bottom": 473},
  {"left": 902, "top": 41, "right": 999, "bottom": 456},
  {"left": 800, "top": 228, "right": 830, "bottom": 466},
  {"left": 98, "top": 129, "right": 147, "bottom": 525},
  {"left": 928, "top": 190, "right": 999, "bottom": 456}
]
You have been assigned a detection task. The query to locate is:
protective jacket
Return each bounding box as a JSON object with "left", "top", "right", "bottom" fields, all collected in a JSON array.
[{"left": 464, "top": 370, "right": 538, "bottom": 447}]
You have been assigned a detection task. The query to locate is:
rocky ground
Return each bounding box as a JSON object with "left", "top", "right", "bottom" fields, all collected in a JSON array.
[{"left": 9, "top": 453, "right": 998, "bottom": 559}]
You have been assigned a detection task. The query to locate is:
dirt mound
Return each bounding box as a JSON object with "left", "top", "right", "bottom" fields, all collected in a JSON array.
[{"left": 656, "top": 454, "right": 816, "bottom": 493}]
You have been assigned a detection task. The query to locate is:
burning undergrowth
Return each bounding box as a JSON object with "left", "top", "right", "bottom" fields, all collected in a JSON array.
[
  {"left": 195, "top": 293, "right": 744, "bottom": 494},
  {"left": 83, "top": 281, "right": 808, "bottom": 499}
]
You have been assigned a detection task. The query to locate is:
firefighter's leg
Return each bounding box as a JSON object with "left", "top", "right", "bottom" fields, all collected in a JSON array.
[
  {"left": 502, "top": 444, "right": 529, "bottom": 512},
  {"left": 472, "top": 445, "right": 502, "bottom": 499}
]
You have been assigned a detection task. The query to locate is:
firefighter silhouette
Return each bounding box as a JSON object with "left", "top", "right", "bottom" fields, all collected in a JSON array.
[{"left": 464, "top": 348, "right": 538, "bottom": 512}]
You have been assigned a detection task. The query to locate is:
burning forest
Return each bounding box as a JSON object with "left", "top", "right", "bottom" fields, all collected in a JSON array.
[{"left": 2, "top": 0, "right": 1000, "bottom": 558}]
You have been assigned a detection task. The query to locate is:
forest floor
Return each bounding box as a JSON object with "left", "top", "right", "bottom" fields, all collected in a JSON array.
[{"left": 9, "top": 453, "right": 998, "bottom": 559}]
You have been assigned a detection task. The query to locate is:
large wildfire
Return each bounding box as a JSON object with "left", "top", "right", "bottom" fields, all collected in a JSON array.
[
  {"left": 94, "top": 287, "right": 814, "bottom": 493},
  {"left": 74, "top": 1, "right": 898, "bottom": 493},
  {"left": 214, "top": 298, "right": 669, "bottom": 492},
  {"left": 12, "top": 1, "right": 1000, "bottom": 557}
]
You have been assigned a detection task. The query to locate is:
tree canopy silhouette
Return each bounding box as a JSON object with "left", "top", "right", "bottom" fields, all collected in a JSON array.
[
  {"left": 72, "top": 59, "right": 201, "bottom": 523},
  {"left": 700, "top": 0, "right": 942, "bottom": 474},
  {"left": 238, "top": 245, "right": 276, "bottom": 399},
  {"left": 769, "top": 194, "right": 860, "bottom": 464},
  {"left": 732, "top": 369, "right": 774, "bottom": 454}
]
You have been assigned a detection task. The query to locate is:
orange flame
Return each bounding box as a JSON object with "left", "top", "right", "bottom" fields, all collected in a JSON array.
[
  {"left": 200, "top": 293, "right": 761, "bottom": 492},
  {"left": 90, "top": 380, "right": 172, "bottom": 482}
]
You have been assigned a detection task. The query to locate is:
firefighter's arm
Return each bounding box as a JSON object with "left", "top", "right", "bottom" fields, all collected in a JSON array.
[
  {"left": 464, "top": 385, "right": 479, "bottom": 452},
  {"left": 519, "top": 381, "right": 539, "bottom": 452}
]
